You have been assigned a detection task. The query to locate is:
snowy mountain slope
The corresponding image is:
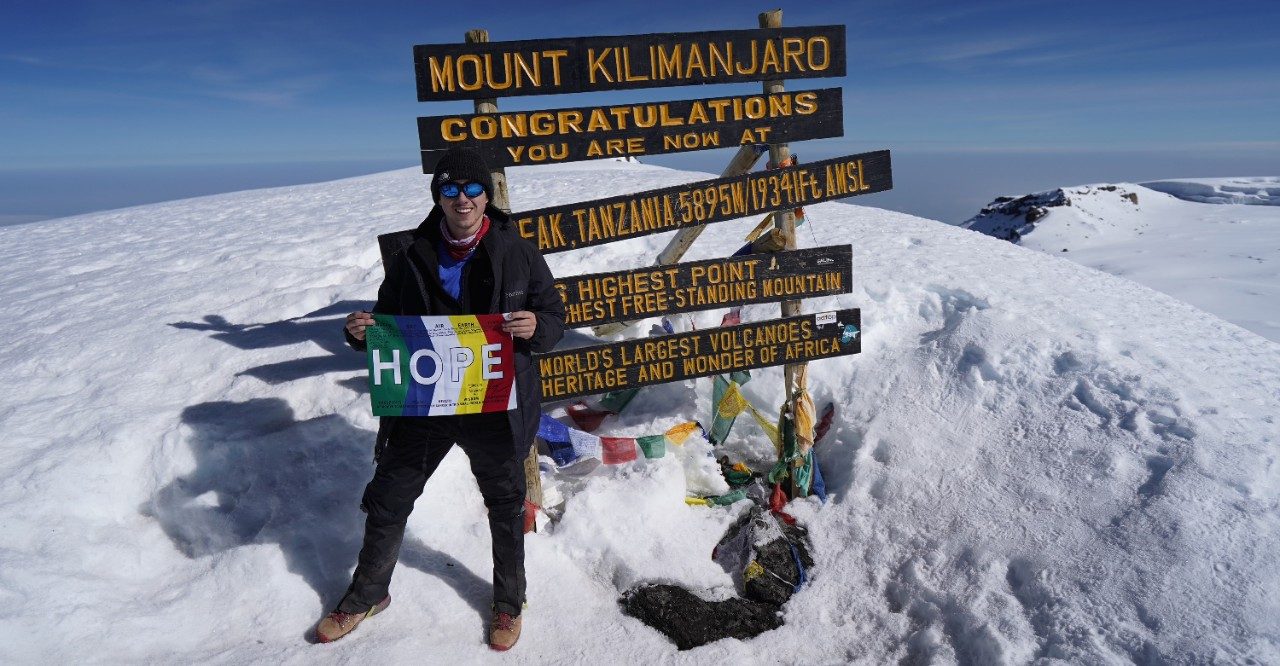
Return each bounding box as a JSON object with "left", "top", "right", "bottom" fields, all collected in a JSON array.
[
  {"left": 962, "top": 182, "right": 1280, "bottom": 343},
  {"left": 1, "top": 161, "right": 1278, "bottom": 664}
]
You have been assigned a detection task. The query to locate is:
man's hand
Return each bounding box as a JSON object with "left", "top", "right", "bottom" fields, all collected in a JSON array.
[
  {"left": 502, "top": 311, "right": 538, "bottom": 340},
  {"left": 346, "top": 311, "right": 376, "bottom": 341}
]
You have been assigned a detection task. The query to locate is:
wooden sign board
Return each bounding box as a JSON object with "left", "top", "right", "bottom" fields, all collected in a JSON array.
[
  {"left": 414, "top": 26, "right": 846, "bottom": 101},
  {"left": 514, "top": 150, "right": 891, "bottom": 253},
  {"left": 418, "top": 88, "right": 843, "bottom": 169},
  {"left": 556, "top": 245, "right": 852, "bottom": 328},
  {"left": 537, "top": 308, "right": 860, "bottom": 401}
]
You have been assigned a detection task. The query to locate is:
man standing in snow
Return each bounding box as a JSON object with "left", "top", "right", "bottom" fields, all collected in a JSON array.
[{"left": 320, "top": 147, "right": 565, "bottom": 650}]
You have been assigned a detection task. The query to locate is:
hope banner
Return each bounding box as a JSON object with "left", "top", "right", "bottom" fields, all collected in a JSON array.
[{"left": 365, "top": 314, "right": 517, "bottom": 417}]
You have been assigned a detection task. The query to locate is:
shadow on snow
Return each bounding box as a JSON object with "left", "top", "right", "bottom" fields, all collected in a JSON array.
[
  {"left": 142, "top": 398, "right": 492, "bottom": 626},
  {"left": 169, "top": 300, "right": 368, "bottom": 389}
]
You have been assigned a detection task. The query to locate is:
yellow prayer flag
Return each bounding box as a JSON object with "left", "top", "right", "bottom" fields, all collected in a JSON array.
[
  {"left": 717, "top": 382, "right": 750, "bottom": 419},
  {"left": 793, "top": 366, "right": 817, "bottom": 455},
  {"left": 665, "top": 421, "right": 701, "bottom": 445},
  {"left": 747, "top": 405, "right": 783, "bottom": 455}
]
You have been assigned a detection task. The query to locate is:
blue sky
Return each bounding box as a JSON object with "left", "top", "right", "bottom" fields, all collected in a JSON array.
[{"left": 1, "top": 0, "right": 1277, "bottom": 221}]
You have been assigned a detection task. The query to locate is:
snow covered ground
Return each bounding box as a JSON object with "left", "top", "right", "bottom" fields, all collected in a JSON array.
[
  {"left": 962, "top": 182, "right": 1280, "bottom": 343},
  {"left": 1141, "top": 177, "right": 1280, "bottom": 206},
  {"left": 1, "top": 160, "right": 1278, "bottom": 663}
]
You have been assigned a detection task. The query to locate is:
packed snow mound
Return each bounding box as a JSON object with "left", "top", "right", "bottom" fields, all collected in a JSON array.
[
  {"left": 960, "top": 184, "right": 1144, "bottom": 246},
  {"left": 1, "top": 161, "right": 1279, "bottom": 664},
  {"left": 1141, "top": 177, "right": 1280, "bottom": 206},
  {"left": 962, "top": 182, "right": 1280, "bottom": 343}
]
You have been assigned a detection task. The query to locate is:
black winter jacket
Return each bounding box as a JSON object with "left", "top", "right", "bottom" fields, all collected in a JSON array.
[{"left": 346, "top": 204, "right": 566, "bottom": 454}]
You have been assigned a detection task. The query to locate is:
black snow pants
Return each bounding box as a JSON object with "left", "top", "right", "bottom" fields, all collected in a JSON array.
[{"left": 337, "top": 412, "right": 527, "bottom": 616}]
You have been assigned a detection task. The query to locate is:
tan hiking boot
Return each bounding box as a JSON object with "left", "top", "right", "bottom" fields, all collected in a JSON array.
[
  {"left": 316, "top": 595, "right": 390, "bottom": 643},
  {"left": 489, "top": 611, "right": 522, "bottom": 651}
]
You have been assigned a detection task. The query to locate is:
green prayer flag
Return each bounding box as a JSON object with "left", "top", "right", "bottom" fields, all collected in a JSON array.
[{"left": 637, "top": 434, "right": 667, "bottom": 459}]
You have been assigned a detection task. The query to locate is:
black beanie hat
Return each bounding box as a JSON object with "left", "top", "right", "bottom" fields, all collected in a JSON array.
[{"left": 430, "top": 147, "right": 494, "bottom": 203}]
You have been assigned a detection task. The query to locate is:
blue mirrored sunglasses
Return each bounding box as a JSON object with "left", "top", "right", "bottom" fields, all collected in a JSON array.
[{"left": 439, "top": 181, "right": 486, "bottom": 199}]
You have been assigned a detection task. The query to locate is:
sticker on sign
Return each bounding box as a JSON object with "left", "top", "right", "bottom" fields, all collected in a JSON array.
[{"left": 815, "top": 311, "right": 837, "bottom": 327}]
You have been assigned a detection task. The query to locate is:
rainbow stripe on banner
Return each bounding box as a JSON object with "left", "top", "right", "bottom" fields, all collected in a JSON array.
[{"left": 365, "top": 313, "right": 517, "bottom": 417}]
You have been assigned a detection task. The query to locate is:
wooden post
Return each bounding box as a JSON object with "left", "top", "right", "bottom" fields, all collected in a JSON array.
[
  {"left": 592, "top": 144, "right": 762, "bottom": 336},
  {"left": 468, "top": 28, "right": 538, "bottom": 526},
  {"left": 590, "top": 135, "right": 765, "bottom": 336},
  {"left": 759, "top": 9, "right": 803, "bottom": 399},
  {"left": 466, "top": 29, "right": 511, "bottom": 213}
]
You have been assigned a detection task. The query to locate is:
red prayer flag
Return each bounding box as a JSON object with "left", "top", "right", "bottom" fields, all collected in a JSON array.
[
  {"left": 601, "top": 437, "right": 638, "bottom": 464},
  {"left": 523, "top": 499, "right": 540, "bottom": 533},
  {"left": 814, "top": 402, "right": 836, "bottom": 445},
  {"left": 567, "top": 401, "right": 612, "bottom": 432},
  {"left": 769, "top": 482, "right": 797, "bottom": 525}
]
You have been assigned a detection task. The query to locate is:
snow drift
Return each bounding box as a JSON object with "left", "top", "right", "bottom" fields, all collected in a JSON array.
[
  {"left": 1141, "top": 177, "right": 1280, "bottom": 206},
  {"left": 1, "top": 160, "right": 1277, "bottom": 663}
]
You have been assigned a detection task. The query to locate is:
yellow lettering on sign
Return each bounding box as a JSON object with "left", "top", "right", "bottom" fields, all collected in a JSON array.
[
  {"left": 541, "top": 213, "right": 567, "bottom": 249},
  {"left": 707, "top": 42, "right": 732, "bottom": 77},
  {"left": 658, "top": 104, "right": 683, "bottom": 127},
  {"left": 441, "top": 118, "right": 466, "bottom": 142},
  {"left": 429, "top": 56, "right": 454, "bottom": 93},
  {"left": 807, "top": 37, "right": 831, "bottom": 71},
  {"left": 500, "top": 114, "right": 527, "bottom": 138},
  {"left": 484, "top": 52, "right": 513, "bottom": 91},
  {"left": 516, "top": 216, "right": 534, "bottom": 241},
  {"left": 609, "top": 107, "right": 630, "bottom": 129},
  {"left": 760, "top": 39, "right": 781, "bottom": 74},
  {"left": 621, "top": 46, "right": 648, "bottom": 82},
  {"left": 684, "top": 43, "right": 707, "bottom": 78},
  {"left": 794, "top": 91, "right": 818, "bottom": 114},
  {"left": 512, "top": 52, "right": 540, "bottom": 89},
  {"left": 586, "top": 109, "right": 611, "bottom": 132},
  {"left": 703, "top": 99, "right": 727, "bottom": 122},
  {"left": 634, "top": 105, "right": 657, "bottom": 129},
  {"left": 735, "top": 42, "right": 759, "bottom": 75},
  {"left": 544, "top": 50, "right": 568, "bottom": 85},
  {"left": 466, "top": 116, "right": 493, "bottom": 140},
  {"left": 655, "top": 44, "right": 682, "bottom": 79},
  {"left": 456, "top": 54, "right": 484, "bottom": 91},
  {"left": 558, "top": 110, "right": 583, "bottom": 135},
  {"left": 687, "top": 102, "right": 709, "bottom": 125},
  {"left": 782, "top": 38, "right": 805, "bottom": 72},
  {"left": 739, "top": 128, "right": 764, "bottom": 144},
  {"left": 768, "top": 94, "right": 792, "bottom": 117},
  {"left": 530, "top": 112, "right": 554, "bottom": 136},
  {"left": 587, "top": 48, "right": 612, "bottom": 84}
]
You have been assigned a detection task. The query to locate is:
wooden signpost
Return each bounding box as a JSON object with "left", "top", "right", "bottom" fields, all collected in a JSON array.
[
  {"left": 418, "top": 88, "right": 844, "bottom": 169},
  {"left": 513, "top": 151, "right": 890, "bottom": 252},
  {"left": 415, "top": 26, "right": 846, "bottom": 101},
  {"left": 406, "top": 11, "right": 891, "bottom": 508},
  {"left": 555, "top": 245, "right": 852, "bottom": 328},
  {"left": 538, "top": 309, "right": 860, "bottom": 401},
  {"left": 379, "top": 151, "right": 890, "bottom": 263}
]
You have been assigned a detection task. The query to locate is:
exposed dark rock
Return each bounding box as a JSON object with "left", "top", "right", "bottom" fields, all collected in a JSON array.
[
  {"left": 714, "top": 506, "right": 814, "bottom": 607},
  {"left": 619, "top": 584, "right": 782, "bottom": 650},
  {"left": 619, "top": 503, "right": 814, "bottom": 650},
  {"left": 961, "top": 188, "right": 1071, "bottom": 241},
  {"left": 1123, "top": 192, "right": 1139, "bottom": 205}
]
